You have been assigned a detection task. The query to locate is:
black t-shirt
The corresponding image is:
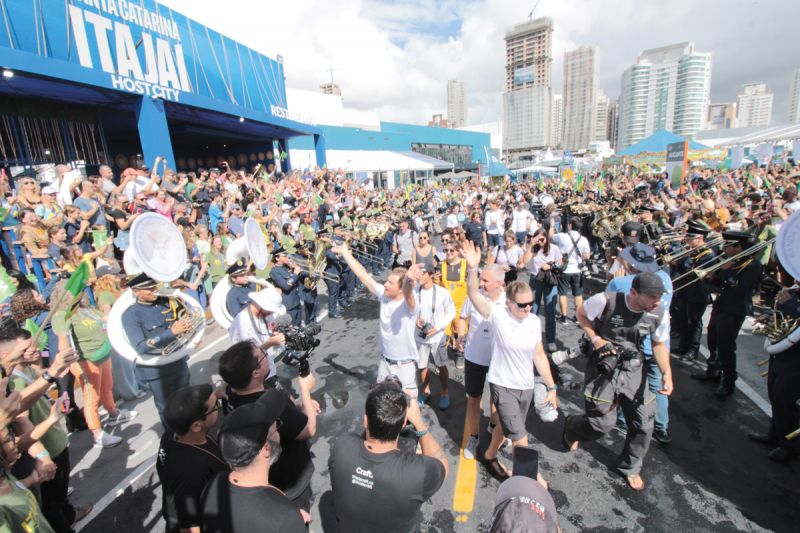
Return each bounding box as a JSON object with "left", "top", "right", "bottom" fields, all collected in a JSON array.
[
  {"left": 156, "top": 431, "right": 229, "bottom": 530},
  {"left": 108, "top": 208, "right": 129, "bottom": 238},
  {"left": 226, "top": 387, "right": 313, "bottom": 500},
  {"left": 64, "top": 220, "right": 91, "bottom": 253},
  {"left": 200, "top": 472, "right": 306, "bottom": 533},
  {"left": 328, "top": 433, "right": 446, "bottom": 533},
  {"left": 464, "top": 222, "right": 485, "bottom": 246}
]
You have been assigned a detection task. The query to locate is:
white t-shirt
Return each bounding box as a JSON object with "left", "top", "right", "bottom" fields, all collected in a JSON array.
[
  {"left": 414, "top": 285, "right": 456, "bottom": 347},
  {"left": 485, "top": 209, "right": 503, "bottom": 235},
  {"left": 460, "top": 291, "right": 505, "bottom": 366},
  {"left": 527, "top": 246, "right": 562, "bottom": 275},
  {"left": 511, "top": 209, "right": 535, "bottom": 233},
  {"left": 123, "top": 176, "right": 159, "bottom": 202},
  {"left": 785, "top": 200, "right": 800, "bottom": 213},
  {"left": 486, "top": 305, "right": 542, "bottom": 390},
  {"left": 492, "top": 245, "right": 524, "bottom": 267},
  {"left": 229, "top": 308, "right": 278, "bottom": 379},
  {"left": 374, "top": 285, "right": 418, "bottom": 361},
  {"left": 446, "top": 213, "right": 459, "bottom": 228},
  {"left": 582, "top": 292, "right": 670, "bottom": 344},
  {"left": 551, "top": 231, "right": 590, "bottom": 274}
]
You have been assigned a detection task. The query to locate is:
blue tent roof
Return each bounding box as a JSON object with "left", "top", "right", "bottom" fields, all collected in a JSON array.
[
  {"left": 489, "top": 155, "right": 511, "bottom": 176},
  {"left": 618, "top": 130, "right": 709, "bottom": 156}
]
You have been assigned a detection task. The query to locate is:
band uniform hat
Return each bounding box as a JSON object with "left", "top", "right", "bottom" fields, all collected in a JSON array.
[
  {"left": 632, "top": 271, "right": 666, "bottom": 295},
  {"left": 127, "top": 272, "right": 158, "bottom": 290},
  {"left": 685, "top": 219, "right": 712, "bottom": 237},
  {"left": 620, "top": 221, "right": 644, "bottom": 245},
  {"left": 721, "top": 230, "right": 754, "bottom": 246},
  {"left": 619, "top": 243, "right": 659, "bottom": 273},
  {"left": 248, "top": 288, "right": 286, "bottom": 315},
  {"left": 491, "top": 476, "right": 559, "bottom": 533},
  {"left": 219, "top": 398, "right": 282, "bottom": 465},
  {"left": 226, "top": 258, "right": 250, "bottom": 276},
  {"left": 271, "top": 245, "right": 287, "bottom": 258}
]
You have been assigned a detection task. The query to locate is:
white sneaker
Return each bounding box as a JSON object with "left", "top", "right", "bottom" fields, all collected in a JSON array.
[
  {"left": 464, "top": 435, "right": 479, "bottom": 460},
  {"left": 487, "top": 423, "right": 513, "bottom": 449},
  {"left": 94, "top": 431, "right": 122, "bottom": 448},
  {"left": 106, "top": 409, "right": 138, "bottom": 427}
]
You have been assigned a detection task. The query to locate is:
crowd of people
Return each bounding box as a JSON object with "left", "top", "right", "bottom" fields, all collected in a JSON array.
[{"left": 0, "top": 155, "right": 798, "bottom": 532}]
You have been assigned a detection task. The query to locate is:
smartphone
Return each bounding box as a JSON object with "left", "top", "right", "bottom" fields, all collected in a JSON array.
[
  {"left": 59, "top": 395, "right": 71, "bottom": 414},
  {"left": 512, "top": 445, "right": 539, "bottom": 480}
]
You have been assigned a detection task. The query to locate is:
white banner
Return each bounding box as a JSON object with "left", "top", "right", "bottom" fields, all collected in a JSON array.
[
  {"left": 731, "top": 146, "right": 744, "bottom": 169},
  {"left": 793, "top": 139, "right": 800, "bottom": 164},
  {"left": 756, "top": 143, "right": 774, "bottom": 165}
]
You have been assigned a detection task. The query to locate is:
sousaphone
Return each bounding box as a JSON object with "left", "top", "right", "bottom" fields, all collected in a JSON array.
[
  {"left": 763, "top": 209, "right": 800, "bottom": 355},
  {"left": 108, "top": 213, "right": 206, "bottom": 366},
  {"left": 210, "top": 218, "right": 274, "bottom": 329}
]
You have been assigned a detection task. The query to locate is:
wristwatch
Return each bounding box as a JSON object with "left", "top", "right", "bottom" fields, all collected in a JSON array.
[
  {"left": 546, "top": 385, "right": 558, "bottom": 392},
  {"left": 41, "top": 370, "right": 57, "bottom": 384}
]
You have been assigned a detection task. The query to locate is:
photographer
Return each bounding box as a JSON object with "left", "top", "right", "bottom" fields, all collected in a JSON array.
[
  {"left": 229, "top": 288, "right": 288, "bottom": 381},
  {"left": 523, "top": 228, "right": 562, "bottom": 353},
  {"left": 563, "top": 272, "right": 673, "bottom": 491},
  {"left": 328, "top": 378, "right": 448, "bottom": 533},
  {"left": 550, "top": 217, "right": 590, "bottom": 323},
  {"left": 217, "top": 341, "right": 319, "bottom": 512}
]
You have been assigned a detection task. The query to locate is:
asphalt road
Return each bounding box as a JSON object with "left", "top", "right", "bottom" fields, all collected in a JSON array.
[{"left": 72, "top": 277, "right": 799, "bottom": 533}]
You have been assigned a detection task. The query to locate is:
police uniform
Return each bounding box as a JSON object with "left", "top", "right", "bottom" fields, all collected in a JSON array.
[
  {"left": 564, "top": 282, "right": 668, "bottom": 477},
  {"left": 670, "top": 220, "right": 717, "bottom": 360},
  {"left": 296, "top": 242, "right": 319, "bottom": 322},
  {"left": 269, "top": 246, "right": 306, "bottom": 326},
  {"left": 324, "top": 239, "right": 346, "bottom": 318},
  {"left": 225, "top": 261, "right": 257, "bottom": 319},
  {"left": 121, "top": 273, "right": 190, "bottom": 429},
  {"left": 692, "top": 231, "right": 762, "bottom": 397}
]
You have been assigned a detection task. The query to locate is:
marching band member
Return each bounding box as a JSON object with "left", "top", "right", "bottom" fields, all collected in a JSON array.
[
  {"left": 225, "top": 259, "right": 257, "bottom": 319},
  {"left": 269, "top": 246, "right": 308, "bottom": 326}
]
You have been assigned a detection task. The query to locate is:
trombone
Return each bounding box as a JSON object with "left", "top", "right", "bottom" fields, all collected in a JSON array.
[
  {"left": 659, "top": 238, "right": 724, "bottom": 265},
  {"left": 672, "top": 237, "right": 775, "bottom": 292},
  {"left": 288, "top": 256, "right": 341, "bottom": 283}
]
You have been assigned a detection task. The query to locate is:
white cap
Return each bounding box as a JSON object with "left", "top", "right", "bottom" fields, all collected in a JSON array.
[{"left": 248, "top": 288, "right": 286, "bottom": 315}]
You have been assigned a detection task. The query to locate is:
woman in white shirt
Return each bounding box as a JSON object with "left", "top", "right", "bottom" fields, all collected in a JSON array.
[
  {"left": 523, "top": 228, "right": 562, "bottom": 352},
  {"left": 487, "top": 230, "right": 524, "bottom": 283}
]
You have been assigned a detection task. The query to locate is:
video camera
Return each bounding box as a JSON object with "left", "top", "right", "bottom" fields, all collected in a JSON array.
[
  {"left": 275, "top": 319, "right": 322, "bottom": 377},
  {"left": 595, "top": 343, "right": 639, "bottom": 375}
]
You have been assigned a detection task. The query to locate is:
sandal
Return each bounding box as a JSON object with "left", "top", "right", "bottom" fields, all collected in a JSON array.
[
  {"left": 482, "top": 455, "right": 510, "bottom": 479},
  {"left": 626, "top": 474, "right": 645, "bottom": 491}
]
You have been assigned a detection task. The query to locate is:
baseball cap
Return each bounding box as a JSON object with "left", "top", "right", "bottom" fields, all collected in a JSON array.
[
  {"left": 491, "top": 476, "right": 559, "bottom": 533},
  {"left": 41, "top": 185, "right": 58, "bottom": 195},
  {"left": 620, "top": 221, "right": 644, "bottom": 245},
  {"left": 619, "top": 243, "right": 658, "bottom": 273},
  {"left": 632, "top": 271, "right": 665, "bottom": 295},
  {"left": 219, "top": 389, "right": 286, "bottom": 464},
  {"left": 420, "top": 262, "right": 436, "bottom": 274}
]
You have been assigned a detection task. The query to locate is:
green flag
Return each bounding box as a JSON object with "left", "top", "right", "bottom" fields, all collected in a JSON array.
[
  {"left": 66, "top": 262, "right": 90, "bottom": 298},
  {"left": 0, "top": 265, "right": 17, "bottom": 302}
]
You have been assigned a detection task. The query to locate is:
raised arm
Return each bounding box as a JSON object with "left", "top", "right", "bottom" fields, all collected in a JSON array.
[
  {"left": 331, "top": 243, "right": 381, "bottom": 296},
  {"left": 460, "top": 240, "right": 492, "bottom": 319}
]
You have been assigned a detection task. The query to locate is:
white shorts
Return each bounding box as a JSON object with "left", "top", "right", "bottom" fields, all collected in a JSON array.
[
  {"left": 416, "top": 343, "right": 448, "bottom": 369},
  {"left": 377, "top": 357, "right": 418, "bottom": 396}
]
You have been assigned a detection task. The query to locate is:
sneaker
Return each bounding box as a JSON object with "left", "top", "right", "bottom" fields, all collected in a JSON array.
[
  {"left": 106, "top": 409, "right": 138, "bottom": 428},
  {"left": 94, "top": 431, "right": 122, "bottom": 448},
  {"left": 72, "top": 503, "right": 93, "bottom": 525},
  {"left": 439, "top": 395, "right": 450, "bottom": 410},
  {"left": 500, "top": 436, "right": 512, "bottom": 449},
  {"left": 134, "top": 390, "right": 148, "bottom": 400},
  {"left": 329, "top": 312, "right": 342, "bottom": 319},
  {"left": 557, "top": 316, "right": 567, "bottom": 324},
  {"left": 418, "top": 392, "right": 431, "bottom": 407},
  {"left": 464, "top": 434, "right": 479, "bottom": 460},
  {"left": 653, "top": 429, "right": 672, "bottom": 444}
]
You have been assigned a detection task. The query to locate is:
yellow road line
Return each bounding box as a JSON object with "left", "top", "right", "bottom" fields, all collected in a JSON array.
[{"left": 452, "top": 412, "right": 478, "bottom": 519}]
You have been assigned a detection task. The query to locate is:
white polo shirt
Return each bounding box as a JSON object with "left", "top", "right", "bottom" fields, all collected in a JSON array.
[
  {"left": 374, "top": 285, "right": 418, "bottom": 361},
  {"left": 461, "top": 291, "right": 505, "bottom": 367}
]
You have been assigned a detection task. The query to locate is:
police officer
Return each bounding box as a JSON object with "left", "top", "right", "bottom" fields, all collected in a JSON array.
[
  {"left": 564, "top": 272, "right": 673, "bottom": 491},
  {"left": 670, "top": 220, "right": 716, "bottom": 361},
  {"left": 269, "top": 245, "right": 307, "bottom": 326},
  {"left": 322, "top": 230, "right": 346, "bottom": 319},
  {"left": 637, "top": 206, "right": 665, "bottom": 244},
  {"left": 691, "top": 231, "right": 762, "bottom": 398},
  {"left": 296, "top": 242, "right": 319, "bottom": 323},
  {"left": 121, "top": 273, "right": 192, "bottom": 429},
  {"left": 226, "top": 259, "right": 257, "bottom": 319}
]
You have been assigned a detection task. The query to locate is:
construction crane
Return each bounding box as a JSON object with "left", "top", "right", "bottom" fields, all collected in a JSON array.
[{"left": 528, "top": 0, "right": 541, "bottom": 19}]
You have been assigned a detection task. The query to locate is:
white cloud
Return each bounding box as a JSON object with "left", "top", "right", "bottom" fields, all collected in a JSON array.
[{"left": 160, "top": 0, "right": 798, "bottom": 127}]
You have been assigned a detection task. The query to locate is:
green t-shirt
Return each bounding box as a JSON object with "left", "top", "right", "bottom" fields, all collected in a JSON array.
[
  {"left": 9, "top": 368, "right": 68, "bottom": 458},
  {"left": 0, "top": 475, "right": 55, "bottom": 533},
  {"left": 280, "top": 235, "right": 297, "bottom": 255},
  {"left": 340, "top": 215, "right": 353, "bottom": 229},
  {"left": 96, "top": 290, "right": 116, "bottom": 309},
  {"left": 52, "top": 309, "right": 111, "bottom": 363},
  {"left": 186, "top": 183, "right": 197, "bottom": 198},
  {"left": 299, "top": 224, "right": 316, "bottom": 242},
  {"left": 205, "top": 250, "right": 227, "bottom": 283}
]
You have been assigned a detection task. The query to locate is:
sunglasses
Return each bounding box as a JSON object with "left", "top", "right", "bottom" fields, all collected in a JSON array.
[
  {"left": 511, "top": 299, "right": 534, "bottom": 310},
  {"left": 21, "top": 180, "right": 34, "bottom": 185}
]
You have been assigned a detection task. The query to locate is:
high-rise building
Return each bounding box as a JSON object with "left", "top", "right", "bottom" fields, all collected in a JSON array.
[
  {"left": 617, "top": 42, "right": 712, "bottom": 150},
  {"left": 706, "top": 102, "right": 737, "bottom": 130},
  {"left": 789, "top": 69, "right": 800, "bottom": 124},
  {"left": 562, "top": 46, "right": 599, "bottom": 151},
  {"left": 320, "top": 82, "right": 342, "bottom": 96},
  {"left": 503, "top": 17, "right": 553, "bottom": 163},
  {"left": 736, "top": 83, "right": 773, "bottom": 128},
  {"left": 606, "top": 99, "right": 619, "bottom": 150},
  {"left": 550, "top": 94, "right": 563, "bottom": 147},
  {"left": 594, "top": 90, "right": 610, "bottom": 142},
  {"left": 447, "top": 80, "right": 467, "bottom": 128}
]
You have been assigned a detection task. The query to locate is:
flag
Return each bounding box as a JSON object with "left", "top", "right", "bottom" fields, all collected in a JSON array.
[
  {"left": 280, "top": 150, "right": 288, "bottom": 161},
  {"left": 64, "top": 262, "right": 90, "bottom": 318},
  {"left": 0, "top": 265, "right": 17, "bottom": 302},
  {"left": 575, "top": 174, "right": 584, "bottom": 192}
]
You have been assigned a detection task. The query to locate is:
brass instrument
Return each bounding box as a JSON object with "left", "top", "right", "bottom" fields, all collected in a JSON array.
[
  {"left": 659, "top": 238, "right": 723, "bottom": 265},
  {"left": 162, "top": 303, "right": 206, "bottom": 355},
  {"left": 673, "top": 237, "right": 776, "bottom": 291},
  {"left": 302, "top": 240, "right": 332, "bottom": 290}
]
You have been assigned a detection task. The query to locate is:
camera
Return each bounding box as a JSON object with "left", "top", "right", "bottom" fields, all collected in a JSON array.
[
  {"left": 276, "top": 322, "right": 322, "bottom": 377},
  {"left": 418, "top": 322, "right": 434, "bottom": 340},
  {"left": 595, "top": 343, "right": 638, "bottom": 375}
]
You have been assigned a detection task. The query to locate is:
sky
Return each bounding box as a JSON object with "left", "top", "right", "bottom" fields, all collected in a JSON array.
[{"left": 160, "top": 0, "right": 798, "bottom": 128}]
